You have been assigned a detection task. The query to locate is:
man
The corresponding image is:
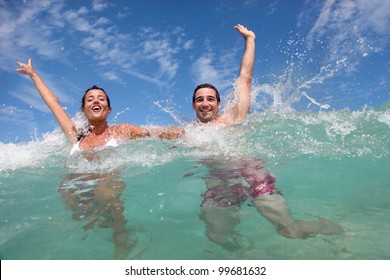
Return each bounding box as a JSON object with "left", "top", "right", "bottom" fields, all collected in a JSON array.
[
  {"left": 192, "top": 24, "right": 254, "bottom": 126},
  {"left": 192, "top": 24, "right": 343, "bottom": 251}
]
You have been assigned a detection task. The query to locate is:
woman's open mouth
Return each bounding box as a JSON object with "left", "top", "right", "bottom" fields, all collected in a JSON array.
[{"left": 92, "top": 105, "right": 101, "bottom": 112}]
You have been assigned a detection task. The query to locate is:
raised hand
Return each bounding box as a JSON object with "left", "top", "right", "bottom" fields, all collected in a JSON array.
[
  {"left": 234, "top": 24, "right": 256, "bottom": 40},
  {"left": 16, "top": 58, "right": 36, "bottom": 77}
]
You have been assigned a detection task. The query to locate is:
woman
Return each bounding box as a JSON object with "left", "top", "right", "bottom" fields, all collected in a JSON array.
[
  {"left": 16, "top": 58, "right": 182, "bottom": 152},
  {"left": 16, "top": 59, "right": 180, "bottom": 258}
]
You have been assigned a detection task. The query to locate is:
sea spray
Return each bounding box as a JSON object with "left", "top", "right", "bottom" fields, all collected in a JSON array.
[
  {"left": 244, "top": 108, "right": 390, "bottom": 160},
  {"left": 0, "top": 129, "right": 68, "bottom": 172}
]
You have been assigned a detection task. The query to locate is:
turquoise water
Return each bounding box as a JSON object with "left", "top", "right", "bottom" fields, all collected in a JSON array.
[{"left": 1, "top": 107, "right": 389, "bottom": 259}]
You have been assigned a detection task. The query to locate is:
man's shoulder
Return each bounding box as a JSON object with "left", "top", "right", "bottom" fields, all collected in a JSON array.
[{"left": 214, "top": 114, "right": 232, "bottom": 127}]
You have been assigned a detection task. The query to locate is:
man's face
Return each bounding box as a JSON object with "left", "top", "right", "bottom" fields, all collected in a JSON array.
[{"left": 192, "top": 87, "right": 220, "bottom": 123}]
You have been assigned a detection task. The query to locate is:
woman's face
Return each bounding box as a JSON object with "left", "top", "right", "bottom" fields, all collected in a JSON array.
[{"left": 82, "top": 89, "right": 111, "bottom": 123}]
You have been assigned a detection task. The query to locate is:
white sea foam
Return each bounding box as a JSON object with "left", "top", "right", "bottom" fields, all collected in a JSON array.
[
  {"left": 1, "top": 107, "right": 389, "bottom": 173},
  {"left": 0, "top": 129, "right": 68, "bottom": 172}
]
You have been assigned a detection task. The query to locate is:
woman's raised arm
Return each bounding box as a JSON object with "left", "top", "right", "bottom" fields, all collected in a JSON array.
[{"left": 16, "top": 59, "right": 78, "bottom": 144}]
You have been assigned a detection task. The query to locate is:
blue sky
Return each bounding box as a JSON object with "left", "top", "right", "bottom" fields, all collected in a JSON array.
[{"left": 1, "top": 0, "right": 389, "bottom": 143}]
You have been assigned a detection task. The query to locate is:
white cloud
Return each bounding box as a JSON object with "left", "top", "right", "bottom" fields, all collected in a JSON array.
[
  {"left": 190, "top": 35, "right": 241, "bottom": 94},
  {"left": 0, "top": 105, "right": 34, "bottom": 123},
  {"left": 0, "top": 0, "right": 193, "bottom": 92},
  {"left": 0, "top": 0, "right": 68, "bottom": 71},
  {"left": 306, "top": 0, "right": 390, "bottom": 59},
  {"left": 244, "top": 0, "right": 260, "bottom": 6},
  {"left": 192, "top": 55, "right": 219, "bottom": 84},
  {"left": 102, "top": 71, "right": 120, "bottom": 81},
  {"left": 306, "top": 0, "right": 336, "bottom": 46},
  {"left": 142, "top": 38, "right": 180, "bottom": 80},
  {"left": 0, "top": 105, "right": 38, "bottom": 136},
  {"left": 92, "top": 0, "right": 109, "bottom": 12},
  {"left": 10, "top": 71, "right": 74, "bottom": 114},
  {"left": 190, "top": 54, "right": 236, "bottom": 95},
  {"left": 183, "top": 39, "right": 195, "bottom": 50},
  {"left": 296, "top": 0, "right": 390, "bottom": 85},
  {"left": 123, "top": 69, "right": 166, "bottom": 88},
  {"left": 60, "top": 7, "right": 187, "bottom": 87},
  {"left": 9, "top": 83, "right": 51, "bottom": 113},
  {"left": 267, "top": 0, "right": 279, "bottom": 15}
]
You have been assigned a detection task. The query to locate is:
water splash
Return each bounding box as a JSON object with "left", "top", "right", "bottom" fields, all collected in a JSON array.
[
  {"left": 0, "top": 129, "right": 68, "bottom": 172},
  {"left": 0, "top": 106, "right": 388, "bottom": 173},
  {"left": 245, "top": 108, "right": 390, "bottom": 160},
  {"left": 110, "top": 108, "right": 130, "bottom": 124},
  {"left": 153, "top": 100, "right": 188, "bottom": 125},
  {"left": 71, "top": 112, "right": 89, "bottom": 137},
  {"left": 250, "top": 34, "right": 351, "bottom": 113}
]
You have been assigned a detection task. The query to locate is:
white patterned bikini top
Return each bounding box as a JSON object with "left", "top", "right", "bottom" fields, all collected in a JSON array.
[{"left": 70, "top": 137, "right": 119, "bottom": 155}]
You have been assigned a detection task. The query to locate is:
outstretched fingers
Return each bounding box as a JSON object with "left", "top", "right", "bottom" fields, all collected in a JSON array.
[
  {"left": 16, "top": 58, "right": 34, "bottom": 75},
  {"left": 16, "top": 61, "right": 25, "bottom": 73},
  {"left": 234, "top": 24, "right": 256, "bottom": 40}
]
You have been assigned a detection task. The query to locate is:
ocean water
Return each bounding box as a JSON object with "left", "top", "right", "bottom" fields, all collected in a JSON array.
[{"left": 1, "top": 104, "right": 389, "bottom": 260}]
